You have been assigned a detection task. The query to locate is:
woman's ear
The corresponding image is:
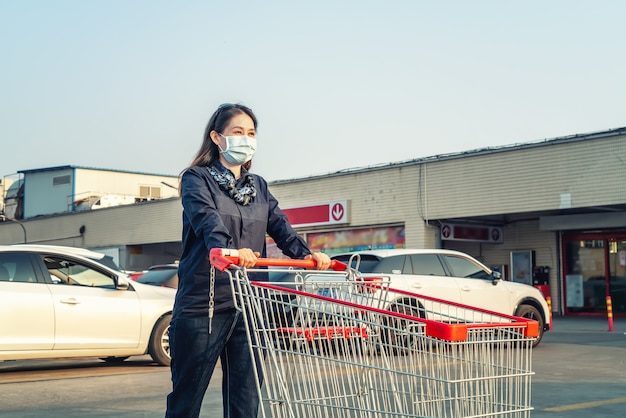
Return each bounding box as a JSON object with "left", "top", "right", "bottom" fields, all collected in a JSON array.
[{"left": 209, "top": 130, "right": 221, "bottom": 145}]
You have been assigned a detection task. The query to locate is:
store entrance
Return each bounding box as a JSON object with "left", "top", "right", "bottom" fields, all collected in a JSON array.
[{"left": 563, "top": 232, "right": 626, "bottom": 315}]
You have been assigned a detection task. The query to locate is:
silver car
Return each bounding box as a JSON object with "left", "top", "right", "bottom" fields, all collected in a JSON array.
[{"left": 0, "top": 245, "right": 174, "bottom": 365}]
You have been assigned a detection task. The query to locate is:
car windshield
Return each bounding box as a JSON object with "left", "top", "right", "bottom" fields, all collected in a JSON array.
[
  {"left": 331, "top": 254, "right": 382, "bottom": 273},
  {"left": 137, "top": 269, "right": 176, "bottom": 285}
]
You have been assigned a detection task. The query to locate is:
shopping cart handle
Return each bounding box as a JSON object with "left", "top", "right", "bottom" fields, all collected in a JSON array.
[{"left": 209, "top": 248, "right": 347, "bottom": 272}]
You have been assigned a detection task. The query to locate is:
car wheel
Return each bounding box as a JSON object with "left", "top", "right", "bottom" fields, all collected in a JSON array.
[
  {"left": 382, "top": 302, "right": 424, "bottom": 355},
  {"left": 515, "top": 304, "right": 544, "bottom": 347},
  {"left": 149, "top": 314, "right": 171, "bottom": 366}
]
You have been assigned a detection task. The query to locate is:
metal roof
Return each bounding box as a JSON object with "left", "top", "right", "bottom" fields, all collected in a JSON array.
[
  {"left": 18, "top": 165, "right": 178, "bottom": 178},
  {"left": 270, "top": 126, "right": 626, "bottom": 185}
]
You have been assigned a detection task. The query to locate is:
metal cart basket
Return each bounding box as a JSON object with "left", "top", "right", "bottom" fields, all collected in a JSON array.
[{"left": 210, "top": 249, "right": 537, "bottom": 418}]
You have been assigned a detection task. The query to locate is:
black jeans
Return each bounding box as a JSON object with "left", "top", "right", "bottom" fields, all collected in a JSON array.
[{"left": 165, "top": 310, "right": 260, "bottom": 418}]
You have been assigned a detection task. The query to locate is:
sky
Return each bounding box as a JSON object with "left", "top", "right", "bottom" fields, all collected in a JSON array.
[{"left": 1, "top": 1, "right": 625, "bottom": 183}]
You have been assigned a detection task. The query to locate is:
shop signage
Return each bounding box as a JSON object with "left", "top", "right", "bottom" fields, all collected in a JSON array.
[
  {"left": 440, "top": 223, "right": 503, "bottom": 243},
  {"left": 282, "top": 200, "right": 349, "bottom": 227},
  {"left": 307, "top": 226, "right": 405, "bottom": 253}
]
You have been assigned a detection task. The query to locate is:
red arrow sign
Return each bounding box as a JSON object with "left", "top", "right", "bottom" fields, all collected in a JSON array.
[{"left": 282, "top": 201, "right": 348, "bottom": 227}]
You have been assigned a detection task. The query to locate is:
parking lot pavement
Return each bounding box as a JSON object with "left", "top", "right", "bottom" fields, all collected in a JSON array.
[
  {"left": 1, "top": 316, "right": 623, "bottom": 418},
  {"left": 532, "top": 315, "right": 626, "bottom": 417},
  {"left": 549, "top": 314, "right": 626, "bottom": 333}
]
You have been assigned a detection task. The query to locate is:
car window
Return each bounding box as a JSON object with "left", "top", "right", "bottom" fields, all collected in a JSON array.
[
  {"left": 137, "top": 268, "right": 177, "bottom": 285},
  {"left": 331, "top": 254, "right": 383, "bottom": 273},
  {"left": 408, "top": 254, "right": 447, "bottom": 276},
  {"left": 44, "top": 256, "right": 116, "bottom": 288},
  {"left": 444, "top": 255, "right": 491, "bottom": 280},
  {"left": 370, "top": 255, "right": 409, "bottom": 274},
  {"left": 0, "top": 253, "right": 37, "bottom": 283}
]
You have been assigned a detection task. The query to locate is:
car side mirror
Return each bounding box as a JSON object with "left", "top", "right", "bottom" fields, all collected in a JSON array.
[
  {"left": 491, "top": 270, "right": 502, "bottom": 285},
  {"left": 116, "top": 275, "right": 130, "bottom": 290}
]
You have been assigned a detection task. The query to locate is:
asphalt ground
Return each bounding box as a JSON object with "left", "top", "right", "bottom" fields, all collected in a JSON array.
[
  {"left": 0, "top": 315, "right": 624, "bottom": 417},
  {"left": 531, "top": 315, "right": 626, "bottom": 417},
  {"left": 205, "top": 315, "right": 626, "bottom": 417}
]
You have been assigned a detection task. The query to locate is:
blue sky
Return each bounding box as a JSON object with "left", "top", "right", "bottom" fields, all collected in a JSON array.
[{"left": 1, "top": 1, "right": 625, "bottom": 182}]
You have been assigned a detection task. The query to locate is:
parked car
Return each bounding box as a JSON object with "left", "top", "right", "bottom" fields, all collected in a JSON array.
[
  {"left": 135, "top": 263, "right": 288, "bottom": 290},
  {"left": 330, "top": 249, "right": 550, "bottom": 346},
  {"left": 128, "top": 271, "right": 146, "bottom": 281},
  {"left": 136, "top": 264, "right": 179, "bottom": 289},
  {"left": 0, "top": 245, "right": 175, "bottom": 366},
  {"left": 9, "top": 244, "right": 122, "bottom": 271}
]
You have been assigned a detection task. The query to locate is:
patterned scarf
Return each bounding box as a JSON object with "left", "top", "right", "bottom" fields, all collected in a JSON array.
[{"left": 207, "top": 164, "right": 256, "bottom": 206}]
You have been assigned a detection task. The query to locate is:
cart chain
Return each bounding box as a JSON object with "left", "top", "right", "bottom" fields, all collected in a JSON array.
[{"left": 209, "top": 265, "right": 215, "bottom": 333}]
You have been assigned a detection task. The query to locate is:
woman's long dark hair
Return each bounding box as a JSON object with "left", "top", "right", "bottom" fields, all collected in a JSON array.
[{"left": 179, "top": 103, "right": 258, "bottom": 193}]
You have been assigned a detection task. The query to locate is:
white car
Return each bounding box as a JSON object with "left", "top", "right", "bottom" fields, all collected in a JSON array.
[
  {"left": 0, "top": 245, "right": 175, "bottom": 365},
  {"left": 331, "top": 249, "right": 550, "bottom": 346}
]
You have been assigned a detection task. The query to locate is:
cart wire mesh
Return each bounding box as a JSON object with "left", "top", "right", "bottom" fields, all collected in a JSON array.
[{"left": 211, "top": 251, "right": 536, "bottom": 418}]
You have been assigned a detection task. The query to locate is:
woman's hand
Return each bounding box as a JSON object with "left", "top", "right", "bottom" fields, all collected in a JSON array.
[
  {"left": 237, "top": 248, "right": 260, "bottom": 268},
  {"left": 305, "top": 252, "right": 331, "bottom": 270}
]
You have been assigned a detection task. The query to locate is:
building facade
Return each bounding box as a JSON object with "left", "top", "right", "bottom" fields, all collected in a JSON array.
[{"left": 1, "top": 128, "right": 625, "bottom": 317}]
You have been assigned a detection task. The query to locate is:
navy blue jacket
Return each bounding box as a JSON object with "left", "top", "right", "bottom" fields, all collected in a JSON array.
[{"left": 174, "top": 164, "right": 311, "bottom": 317}]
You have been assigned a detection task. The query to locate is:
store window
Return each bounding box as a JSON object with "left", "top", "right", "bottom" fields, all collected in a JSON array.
[
  {"left": 265, "top": 225, "right": 405, "bottom": 258},
  {"left": 307, "top": 226, "right": 405, "bottom": 255},
  {"left": 608, "top": 240, "right": 626, "bottom": 314},
  {"left": 563, "top": 232, "right": 626, "bottom": 315}
]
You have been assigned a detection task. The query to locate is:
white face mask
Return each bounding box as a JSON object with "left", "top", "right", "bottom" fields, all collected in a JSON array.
[{"left": 218, "top": 134, "right": 257, "bottom": 165}]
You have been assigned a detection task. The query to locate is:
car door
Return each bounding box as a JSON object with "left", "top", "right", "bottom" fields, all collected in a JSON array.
[
  {"left": 41, "top": 254, "right": 142, "bottom": 350},
  {"left": 442, "top": 254, "right": 513, "bottom": 313},
  {"left": 0, "top": 252, "right": 55, "bottom": 351}
]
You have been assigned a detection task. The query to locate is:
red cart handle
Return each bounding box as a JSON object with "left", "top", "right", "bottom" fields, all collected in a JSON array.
[{"left": 209, "top": 248, "right": 347, "bottom": 272}]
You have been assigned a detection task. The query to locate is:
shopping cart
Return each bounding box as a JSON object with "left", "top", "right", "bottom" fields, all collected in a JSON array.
[{"left": 210, "top": 249, "right": 537, "bottom": 418}]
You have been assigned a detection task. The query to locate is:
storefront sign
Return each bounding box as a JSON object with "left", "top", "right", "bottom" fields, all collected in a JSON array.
[
  {"left": 440, "top": 223, "right": 503, "bottom": 243},
  {"left": 307, "top": 226, "right": 405, "bottom": 254},
  {"left": 282, "top": 200, "right": 349, "bottom": 227}
]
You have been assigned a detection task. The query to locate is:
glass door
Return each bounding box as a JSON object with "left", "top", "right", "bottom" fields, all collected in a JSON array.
[
  {"left": 564, "top": 238, "right": 607, "bottom": 314},
  {"left": 563, "top": 232, "right": 626, "bottom": 315}
]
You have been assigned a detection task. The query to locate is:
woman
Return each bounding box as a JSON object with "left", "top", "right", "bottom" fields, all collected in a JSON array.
[{"left": 165, "top": 103, "right": 331, "bottom": 418}]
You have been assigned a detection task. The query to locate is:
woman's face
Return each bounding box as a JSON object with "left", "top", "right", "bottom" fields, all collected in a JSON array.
[
  {"left": 212, "top": 112, "right": 255, "bottom": 144},
  {"left": 210, "top": 111, "right": 256, "bottom": 168}
]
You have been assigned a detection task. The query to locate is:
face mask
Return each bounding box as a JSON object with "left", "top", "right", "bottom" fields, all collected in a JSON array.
[{"left": 218, "top": 134, "right": 257, "bottom": 165}]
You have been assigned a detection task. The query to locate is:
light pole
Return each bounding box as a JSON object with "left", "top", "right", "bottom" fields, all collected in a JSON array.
[{"left": 161, "top": 181, "right": 178, "bottom": 191}]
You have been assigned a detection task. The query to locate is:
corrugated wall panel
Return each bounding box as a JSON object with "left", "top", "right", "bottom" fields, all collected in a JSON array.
[
  {"left": 271, "top": 166, "right": 423, "bottom": 226},
  {"left": 7, "top": 198, "right": 183, "bottom": 249},
  {"left": 81, "top": 199, "right": 183, "bottom": 246},
  {"left": 270, "top": 165, "right": 430, "bottom": 247},
  {"left": 425, "top": 135, "right": 625, "bottom": 218}
]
